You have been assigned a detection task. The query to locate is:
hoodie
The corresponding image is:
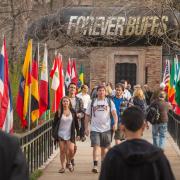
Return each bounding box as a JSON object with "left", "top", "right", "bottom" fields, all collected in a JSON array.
[{"left": 99, "top": 139, "right": 175, "bottom": 180}]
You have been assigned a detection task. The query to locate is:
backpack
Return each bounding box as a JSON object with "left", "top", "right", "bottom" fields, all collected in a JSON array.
[{"left": 146, "top": 102, "right": 160, "bottom": 124}]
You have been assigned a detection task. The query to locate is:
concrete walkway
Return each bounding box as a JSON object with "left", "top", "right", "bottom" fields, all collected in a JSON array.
[{"left": 38, "top": 127, "right": 180, "bottom": 180}]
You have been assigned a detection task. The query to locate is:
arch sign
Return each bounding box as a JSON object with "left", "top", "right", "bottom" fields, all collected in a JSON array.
[{"left": 27, "top": 6, "right": 179, "bottom": 45}]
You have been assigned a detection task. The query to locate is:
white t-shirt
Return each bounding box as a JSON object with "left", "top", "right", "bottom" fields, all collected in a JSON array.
[
  {"left": 76, "top": 93, "right": 90, "bottom": 109},
  {"left": 86, "top": 98, "right": 116, "bottom": 133},
  {"left": 58, "top": 113, "right": 73, "bottom": 140},
  {"left": 123, "top": 89, "right": 131, "bottom": 100}
]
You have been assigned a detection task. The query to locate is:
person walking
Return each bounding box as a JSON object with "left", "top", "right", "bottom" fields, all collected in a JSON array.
[
  {"left": 68, "top": 82, "right": 84, "bottom": 166},
  {"left": 112, "top": 83, "right": 127, "bottom": 144},
  {"left": 52, "top": 96, "right": 80, "bottom": 173},
  {"left": 151, "top": 91, "right": 172, "bottom": 150},
  {"left": 99, "top": 106, "right": 175, "bottom": 180},
  {"left": 131, "top": 88, "right": 147, "bottom": 113},
  {"left": 76, "top": 84, "right": 91, "bottom": 141},
  {"left": 0, "top": 130, "right": 29, "bottom": 180},
  {"left": 85, "top": 85, "right": 118, "bottom": 173}
]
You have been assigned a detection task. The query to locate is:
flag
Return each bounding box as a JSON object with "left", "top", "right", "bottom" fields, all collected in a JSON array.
[
  {"left": 175, "top": 57, "right": 180, "bottom": 115},
  {"left": 78, "top": 64, "right": 84, "bottom": 92},
  {"left": 16, "top": 39, "right": 32, "bottom": 128},
  {"left": 31, "top": 48, "right": 39, "bottom": 122},
  {"left": 39, "top": 44, "right": 49, "bottom": 117},
  {"left": 0, "top": 37, "right": 13, "bottom": 133},
  {"left": 50, "top": 54, "right": 65, "bottom": 112},
  {"left": 65, "top": 58, "right": 72, "bottom": 88},
  {"left": 163, "top": 60, "right": 170, "bottom": 93},
  {"left": 168, "top": 58, "right": 176, "bottom": 105},
  {"left": 71, "top": 58, "right": 78, "bottom": 84}
]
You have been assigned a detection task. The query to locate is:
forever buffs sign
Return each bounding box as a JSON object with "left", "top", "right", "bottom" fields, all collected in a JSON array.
[
  {"left": 62, "top": 6, "right": 179, "bottom": 45},
  {"left": 27, "top": 6, "right": 179, "bottom": 45},
  {"left": 67, "top": 15, "right": 168, "bottom": 37}
]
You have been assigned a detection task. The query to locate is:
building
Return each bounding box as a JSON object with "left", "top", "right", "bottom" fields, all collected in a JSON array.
[{"left": 25, "top": 0, "right": 180, "bottom": 89}]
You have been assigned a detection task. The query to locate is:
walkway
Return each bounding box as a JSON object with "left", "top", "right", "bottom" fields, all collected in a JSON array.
[{"left": 38, "top": 127, "right": 180, "bottom": 180}]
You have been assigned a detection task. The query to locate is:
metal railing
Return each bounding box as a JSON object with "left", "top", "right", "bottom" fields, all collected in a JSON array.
[
  {"left": 18, "top": 119, "right": 57, "bottom": 173},
  {"left": 168, "top": 111, "right": 180, "bottom": 149}
]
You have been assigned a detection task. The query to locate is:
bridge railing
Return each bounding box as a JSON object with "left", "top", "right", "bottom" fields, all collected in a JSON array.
[
  {"left": 168, "top": 111, "right": 180, "bottom": 149},
  {"left": 18, "top": 119, "right": 58, "bottom": 173}
]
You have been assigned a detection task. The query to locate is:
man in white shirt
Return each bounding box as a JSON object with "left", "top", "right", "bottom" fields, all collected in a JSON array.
[
  {"left": 76, "top": 84, "right": 91, "bottom": 110},
  {"left": 120, "top": 80, "right": 132, "bottom": 100},
  {"left": 76, "top": 84, "right": 91, "bottom": 141},
  {"left": 85, "top": 85, "right": 118, "bottom": 173}
]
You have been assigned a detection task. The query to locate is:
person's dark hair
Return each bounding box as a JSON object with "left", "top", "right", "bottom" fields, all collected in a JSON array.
[
  {"left": 115, "top": 83, "right": 124, "bottom": 91},
  {"left": 120, "top": 80, "right": 125, "bottom": 84},
  {"left": 97, "top": 85, "right": 106, "bottom": 91},
  {"left": 81, "top": 84, "right": 88, "bottom": 90},
  {"left": 68, "top": 82, "right": 77, "bottom": 89},
  {"left": 122, "top": 106, "right": 145, "bottom": 132}
]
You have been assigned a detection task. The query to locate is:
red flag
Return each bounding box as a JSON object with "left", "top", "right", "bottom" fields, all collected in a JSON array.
[
  {"left": 30, "top": 49, "right": 39, "bottom": 122},
  {"left": 50, "top": 54, "right": 65, "bottom": 112},
  {"left": 39, "top": 44, "right": 49, "bottom": 117},
  {"left": 0, "top": 37, "right": 13, "bottom": 133},
  {"left": 71, "top": 58, "right": 78, "bottom": 84}
]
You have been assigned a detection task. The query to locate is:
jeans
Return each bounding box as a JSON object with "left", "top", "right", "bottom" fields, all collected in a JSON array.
[{"left": 152, "top": 123, "right": 167, "bottom": 150}]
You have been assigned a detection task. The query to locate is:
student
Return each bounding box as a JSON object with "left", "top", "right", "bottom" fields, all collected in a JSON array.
[
  {"left": 68, "top": 82, "right": 84, "bottom": 166},
  {"left": 120, "top": 80, "right": 132, "bottom": 101},
  {"left": 52, "top": 96, "right": 80, "bottom": 173},
  {"left": 85, "top": 85, "right": 118, "bottom": 173},
  {"left": 0, "top": 130, "right": 29, "bottom": 180},
  {"left": 99, "top": 106, "right": 175, "bottom": 180},
  {"left": 76, "top": 84, "right": 91, "bottom": 141},
  {"left": 112, "top": 83, "right": 127, "bottom": 144},
  {"left": 151, "top": 92, "right": 172, "bottom": 150}
]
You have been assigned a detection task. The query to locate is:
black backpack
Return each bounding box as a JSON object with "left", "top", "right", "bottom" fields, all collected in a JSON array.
[{"left": 146, "top": 102, "right": 160, "bottom": 124}]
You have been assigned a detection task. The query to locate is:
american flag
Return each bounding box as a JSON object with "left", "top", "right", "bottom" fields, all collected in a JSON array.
[{"left": 163, "top": 59, "right": 170, "bottom": 93}]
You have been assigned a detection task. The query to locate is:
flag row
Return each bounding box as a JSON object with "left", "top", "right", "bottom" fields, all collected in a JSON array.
[
  {"left": 162, "top": 56, "right": 180, "bottom": 115},
  {"left": 0, "top": 38, "right": 85, "bottom": 132}
]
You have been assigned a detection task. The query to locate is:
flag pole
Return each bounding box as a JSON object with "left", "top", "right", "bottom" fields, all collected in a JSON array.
[
  {"left": 36, "top": 42, "right": 40, "bottom": 126},
  {"left": 28, "top": 42, "right": 32, "bottom": 131}
]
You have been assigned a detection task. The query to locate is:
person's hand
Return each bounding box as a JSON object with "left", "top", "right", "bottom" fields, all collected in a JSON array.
[
  {"left": 112, "top": 124, "right": 118, "bottom": 132},
  {"left": 77, "top": 113, "right": 81, "bottom": 118},
  {"left": 76, "top": 136, "right": 80, "bottom": 141},
  {"left": 85, "top": 128, "right": 89, "bottom": 136},
  {"left": 146, "top": 122, "right": 149, "bottom": 130}
]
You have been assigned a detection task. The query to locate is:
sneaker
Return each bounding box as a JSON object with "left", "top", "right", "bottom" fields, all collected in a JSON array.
[
  {"left": 92, "top": 166, "right": 98, "bottom": 173},
  {"left": 71, "top": 159, "right": 75, "bottom": 166},
  {"left": 81, "top": 136, "right": 86, "bottom": 142}
]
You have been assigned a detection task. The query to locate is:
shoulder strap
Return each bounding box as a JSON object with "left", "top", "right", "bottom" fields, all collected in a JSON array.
[{"left": 90, "top": 98, "right": 96, "bottom": 118}]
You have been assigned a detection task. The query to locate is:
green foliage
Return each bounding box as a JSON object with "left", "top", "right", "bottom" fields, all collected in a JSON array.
[{"left": 30, "top": 170, "right": 43, "bottom": 180}]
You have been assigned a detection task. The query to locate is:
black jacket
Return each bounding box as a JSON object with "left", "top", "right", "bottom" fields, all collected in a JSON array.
[
  {"left": 99, "top": 139, "right": 175, "bottom": 180},
  {"left": 0, "top": 131, "right": 29, "bottom": 180},
  {"left": 133, "top": 97, "right": 147, "bottom": 113},
  {"left": 52, "top": 109, "right": 80, "bottom": 143}
]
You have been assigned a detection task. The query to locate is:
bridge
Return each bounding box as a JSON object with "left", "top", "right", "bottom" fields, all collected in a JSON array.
[{"left": 19, "top": 111, "right": 180, "bottom": 180}]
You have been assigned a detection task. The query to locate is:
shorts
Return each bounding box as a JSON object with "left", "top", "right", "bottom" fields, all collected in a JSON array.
[
  {"left": 114, "top": 129, "right": 125, "bottom": 141},
  {"left": 90, "top": 130, "right": 111, "bottom": 148}
]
